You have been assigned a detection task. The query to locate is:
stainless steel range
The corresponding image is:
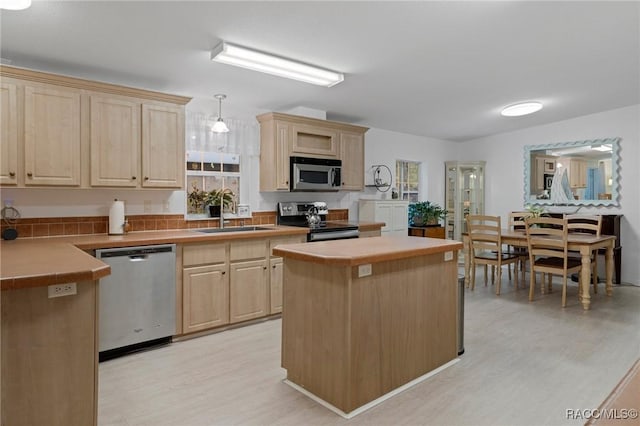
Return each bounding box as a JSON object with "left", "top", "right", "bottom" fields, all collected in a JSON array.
[{"left": 277, "top": 201, "right": 359, "bottom": 242}]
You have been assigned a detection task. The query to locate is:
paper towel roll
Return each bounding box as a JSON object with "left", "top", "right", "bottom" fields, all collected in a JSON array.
[{"left": 109, "top": 200, "right": 125, "bottom": 235}]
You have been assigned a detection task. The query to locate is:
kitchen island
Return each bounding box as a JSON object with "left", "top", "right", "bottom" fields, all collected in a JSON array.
[{"left": 272, "top": 235, "right": 463, "bottom": 417}]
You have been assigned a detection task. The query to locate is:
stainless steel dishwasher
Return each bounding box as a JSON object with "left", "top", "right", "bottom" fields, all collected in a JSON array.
[{"left": 96, "top": 244, "right": 176, "bottom": 361}]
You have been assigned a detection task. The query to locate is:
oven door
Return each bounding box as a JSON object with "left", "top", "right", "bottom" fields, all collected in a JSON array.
[{"left": 292, "top": 163, "right": 340, "bottom": 191}]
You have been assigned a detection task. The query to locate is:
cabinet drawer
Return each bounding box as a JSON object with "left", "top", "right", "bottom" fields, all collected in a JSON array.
[
  {"left": 230, "top": 239, "right": 268, "bottom": 261},
  {"left": 183, "top": 242, "right": 227, "bottom": 266}
]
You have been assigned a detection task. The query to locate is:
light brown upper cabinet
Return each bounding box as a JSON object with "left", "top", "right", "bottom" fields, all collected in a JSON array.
[
  {"left": 257, "top": 112, "right": 368, "bottom": 192},
  {"left": 339, "top": 131, "right": 365, "bottom": 190},
  {"left": 141, "top": 104, "right": 184, "bottom": 188},
  {"left": 291, "top": 123, "right": 339, "bottom": 158},
  {"left": 90, "top": 96, "right": 140, "bottom": 187},
  {"left": 0, "top": 82, "right": 18, "bottom": 185},
  {"left": 0, "top": 65, "right": 190, "bottom": 189},
  {"left": 25, "top": 85, "right": 81, "bottom": 186},
  {"left": 569, "top": 158, "right": 587, "bottom": 188}
]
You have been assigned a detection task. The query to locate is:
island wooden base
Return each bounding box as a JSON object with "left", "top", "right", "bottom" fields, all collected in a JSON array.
[
  {"left": 2, "top": 280, "right": 98, "bottom": 426},
  {"left": 281, "top": 251, "right": 458, "bottom": 414}
]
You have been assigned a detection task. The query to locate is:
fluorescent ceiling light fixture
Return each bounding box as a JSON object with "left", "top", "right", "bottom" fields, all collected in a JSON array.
[
  {"left": 211, "top": 94, "right": 229, "bottom": 133},
  {"left": 592, "top": 144, "right": 612, "bottom": 152},
  {"left": 0, "top": 0, "right": 31, "bottom": 10},
  {"left": 211, "top": 41, "right": 344, "bottom": 87},
  {"left": 501, "top": 102, "right": 543, "bottom": 117}
]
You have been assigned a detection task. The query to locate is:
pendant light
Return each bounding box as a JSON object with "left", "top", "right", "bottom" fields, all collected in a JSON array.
[{"left": 212, "top": 94, "right": 230, "bottom": 133}]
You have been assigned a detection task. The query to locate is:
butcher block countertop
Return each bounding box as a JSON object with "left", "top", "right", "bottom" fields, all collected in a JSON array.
[
  {"left": 272, "top": 235, "right": 463, "bottom": 266},
  {"left": 0, "top": 221, "right": 384, "bottom": 290}
]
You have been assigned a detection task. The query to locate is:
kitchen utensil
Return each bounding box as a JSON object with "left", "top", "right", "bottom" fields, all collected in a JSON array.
[{"left": 306, "top": 206, "right": 321, "bottom": 227}]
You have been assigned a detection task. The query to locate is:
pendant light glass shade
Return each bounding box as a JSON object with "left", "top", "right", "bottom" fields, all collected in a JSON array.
[{"left": 212, "top": 94, "right": 229, "bottom": 133}]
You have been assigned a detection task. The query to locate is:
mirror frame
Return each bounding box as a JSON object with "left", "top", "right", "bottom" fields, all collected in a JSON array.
[{"left": 523, "top": 137, "right": 620, "bottom": 207}]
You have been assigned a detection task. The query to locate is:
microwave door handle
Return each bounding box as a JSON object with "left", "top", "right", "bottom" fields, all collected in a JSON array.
[{"left": 332, "top": 168, "right": 340, "bottom": 187}]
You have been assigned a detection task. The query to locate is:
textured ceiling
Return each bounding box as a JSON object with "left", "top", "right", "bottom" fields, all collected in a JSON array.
[{"left": 1, "top": 1, "right": 638, "bottom": 141}]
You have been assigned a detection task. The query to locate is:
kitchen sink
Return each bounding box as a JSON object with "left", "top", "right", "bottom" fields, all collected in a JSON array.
[{"left": 196, "top": 226, "right": 273, "bottom": 233}]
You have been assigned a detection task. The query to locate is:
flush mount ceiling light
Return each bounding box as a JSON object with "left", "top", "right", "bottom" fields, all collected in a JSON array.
[
  {"left": 500, "top": 101, "right": 543, "bottom": 117},
  {"left": 211, "top": 41, "right": 344, "bottom": 87},
  {"left": 0, "top": 0, "right": 31, "bottom": 10},
  {"left": 211, "top": 94, "right": 229, "bottom": 133}
]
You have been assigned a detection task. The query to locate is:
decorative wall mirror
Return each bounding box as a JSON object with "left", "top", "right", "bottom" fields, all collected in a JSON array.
[{"left": 523, "top": 137, "right": 620, "bottom": 207}]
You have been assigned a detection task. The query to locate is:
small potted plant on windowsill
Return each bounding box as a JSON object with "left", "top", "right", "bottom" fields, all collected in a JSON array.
[
  {"left": 409, "top": 201, "right": 448, "bottom": 226},
  {"left": 204, "top": 188, "right": 235, "bottom": 217},
  {"left": 187, "top": 182, "right": 207, "bottom": 215}
]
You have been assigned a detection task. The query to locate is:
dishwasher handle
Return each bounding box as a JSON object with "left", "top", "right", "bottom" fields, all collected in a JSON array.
[{"left": 128, "top": 254, "right": 149, "bottom": 261}]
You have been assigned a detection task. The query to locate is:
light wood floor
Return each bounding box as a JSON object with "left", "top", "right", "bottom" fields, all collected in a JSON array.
[{"left": 99, "top": 273, "right": 640, "bottom": 426}]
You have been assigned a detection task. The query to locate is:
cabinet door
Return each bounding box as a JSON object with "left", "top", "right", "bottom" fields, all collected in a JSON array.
[
  {"left": 270, "top": 257, "right": 283, "bottom": 314},
  {"left": 141, "top": 103, "right": 184, "bottom": 188},
  {"left": 0, "top": 82, "right": 18, "bottom": 185},
  {"left": 391, "top": 203, "right": 409, "bottom": 235},
  {"left": 230, "top": 259, "right": 268, "bottom": 323},
  {"left": 183, "top": 264, "right": 229, "bottom": 333},
  {"left": 275, "top": 121, "right": 291, "bottom": 190},
  {"left": 24, "top": 85, "right": 81, "bottom": 186},
  {"left": 291, "top": 124, "right": 338, "bottom": 158},
  {"left": 376, "top": 203, "right": 393, "bottom": 234},
  {"left": 340, "top": 131, "right": 364, "bottom": 190},
  {"left": 90, "top": 96, "right": 140, "bottom": 187}
]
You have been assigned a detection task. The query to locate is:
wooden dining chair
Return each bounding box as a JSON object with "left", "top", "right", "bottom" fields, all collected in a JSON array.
[
  {"left": 466, "top": 215, "right": 519, "bottom": 295},
  {"left": 508, "top": 211, "right": 534, "bottom": 283},
  {"left": 524, "top": 217, "right": 582, "bottom": 307},
  {"left": 565, "top": 214, "right": 602, "bottom": 294}
]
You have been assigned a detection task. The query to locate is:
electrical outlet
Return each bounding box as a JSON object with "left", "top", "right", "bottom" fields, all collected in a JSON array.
[
  {"left": 444, "top": 251, "right": 454, "bottom": 261},
  {"left": 358, "top": 264, "right": 372, "bottom": 277},
  {"left": 3, "top": 199, "right": 13, "bottom": 208},
  {"left": 143, "top": 200, "right": 152, "bottom": 213},
  {"left": 48, "top": 283, "right": 77, "bottom": 298}
]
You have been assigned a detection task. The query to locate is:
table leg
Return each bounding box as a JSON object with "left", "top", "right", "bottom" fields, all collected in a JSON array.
[
  {"left": 580, "top": 249, "right": 592, "bottom": 310},
  {"left": 463, "top": 237, "right": 470, "bottom": 288},
  {"left": 606, "top": 244, "right": 614, "bottom": 296}
]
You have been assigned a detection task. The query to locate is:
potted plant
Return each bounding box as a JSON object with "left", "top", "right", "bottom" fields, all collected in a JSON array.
[
  {"left": 409, "top": 201, "right": 448, "bottom": 226},
  {"left": 186, "top": 182, "right": 206, "bottom": 214},
  {"left": 204, "top": 188, "right": 235, "bottom": 217}
]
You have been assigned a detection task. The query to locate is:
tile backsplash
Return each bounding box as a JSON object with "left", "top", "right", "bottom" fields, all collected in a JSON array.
[{"left": 1, "top": 210, "right": 349, "bottom": 238}]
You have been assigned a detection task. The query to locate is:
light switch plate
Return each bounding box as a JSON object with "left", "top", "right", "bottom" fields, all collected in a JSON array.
[
  {"left": 358, "top": 264, "right": 372, "bottom": 277},
  {"left": 444, "top": 251, "right": 454, "bottom": 261}
]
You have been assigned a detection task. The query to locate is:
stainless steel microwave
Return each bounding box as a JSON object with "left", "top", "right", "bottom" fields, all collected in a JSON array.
[{"left": 290, "top": 156, "right": 341, "bottom": 191}]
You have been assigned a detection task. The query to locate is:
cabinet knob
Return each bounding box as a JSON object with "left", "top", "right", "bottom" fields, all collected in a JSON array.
[
  {"left": 132, "top": 176, "right": 137, "bottom": 180},
  {"left": 27, "top": 172, "right": 33, "bottom": 178},
  {"left": 9, "top": 172, "right": 15, "bottom": 177},
  {"left": 144, "top": 176, "right": 149, "bottom": 181},
  {"left": 285, "top": 181, "right": 288, "bottom": 184},
  {"left": 272, "top": 265, "right": 276, "bottom": 269},
  {"left": 222, "top": 271, "right": 226, "bottom": 275},
  {"left": 263, "top": 266, "right": 267, "bottom": 270}
]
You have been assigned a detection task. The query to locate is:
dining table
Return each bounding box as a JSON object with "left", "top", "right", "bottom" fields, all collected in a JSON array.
[{"left": 462, "top": 229, "right": 616, "bottom": 310}]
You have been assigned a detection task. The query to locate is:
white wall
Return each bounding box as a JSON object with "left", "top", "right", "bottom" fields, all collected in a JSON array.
[{"left": 456, "top": 104, "right": 640, "bottom": 285}]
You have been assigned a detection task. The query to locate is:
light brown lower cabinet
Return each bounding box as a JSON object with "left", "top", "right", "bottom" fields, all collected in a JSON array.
[
  {"left": 182, "top": 263, "right": 229, "bottom": 333},
  {"left": 230, "top": 259, "right": 269, "bottom": 323},
  {"left": 270, "top": 257, "right": 284, "bottom": 314}
]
